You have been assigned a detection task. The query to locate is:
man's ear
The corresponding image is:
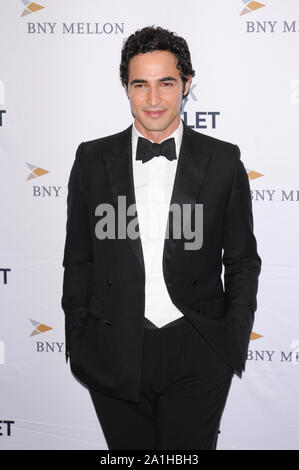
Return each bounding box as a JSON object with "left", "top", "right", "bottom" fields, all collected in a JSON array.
[
  {"left": 124, "top": 84, "right": 130, "bottom": 99},
  {"left": 183, "top": 75, "right": 193, "bottom": 98}
]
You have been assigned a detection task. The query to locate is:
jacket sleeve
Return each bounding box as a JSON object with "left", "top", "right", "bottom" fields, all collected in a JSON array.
[
  {"left": 222, "top": 145, "right": 262, "bottom": 370},
  {"left": 61, "top": 142, "right": 93, "bottom": 362}
]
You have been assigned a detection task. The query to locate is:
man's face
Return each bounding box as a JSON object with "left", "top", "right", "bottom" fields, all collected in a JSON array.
[{"left": 124, "top": 50, "right": 192, "bottom": 142}]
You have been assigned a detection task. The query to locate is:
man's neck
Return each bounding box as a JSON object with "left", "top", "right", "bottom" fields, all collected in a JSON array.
[{"left": 134, "top": 116, "right": 181, "bottom": 143}]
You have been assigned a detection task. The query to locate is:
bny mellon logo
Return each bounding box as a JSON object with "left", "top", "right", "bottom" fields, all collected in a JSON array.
[
  {"left": 240, "top": 1, "right": 265, "bottom": 16},
  {"left": 246, "top": 168, "right": 264, "bottom": 180},
  {"left": 250, "top": 332, "right": 263, "bottom": 340},
  {"left": 26, "top": 162, "right": 50, "bottom": 180},
  {"left": 20, "top": 0, "right": 44, "bottom": 17},
  {"left": 30, "top": 319, "right": 53, "bottom": 336}
]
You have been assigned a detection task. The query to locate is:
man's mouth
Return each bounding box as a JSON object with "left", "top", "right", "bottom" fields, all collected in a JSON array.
[{"left": 144, "top": 110, "right": 166, "bottom": 118}]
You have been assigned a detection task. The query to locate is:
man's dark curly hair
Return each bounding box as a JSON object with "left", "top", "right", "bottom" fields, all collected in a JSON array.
[{"left": 120, "top": 26, "right": 195, "bottom": 98}]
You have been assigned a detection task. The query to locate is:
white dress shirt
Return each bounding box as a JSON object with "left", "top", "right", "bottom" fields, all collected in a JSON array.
[{"left": 131, "top": 119, "right": 184, "bottom": 327}]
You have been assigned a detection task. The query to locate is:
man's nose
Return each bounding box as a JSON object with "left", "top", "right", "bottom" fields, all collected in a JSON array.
[{"left": 148, "top": 86, "right": 161, "bottom": 107}]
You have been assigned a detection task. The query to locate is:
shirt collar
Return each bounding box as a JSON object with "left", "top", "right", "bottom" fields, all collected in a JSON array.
[{"left": 132, "top": 118, "right": 183, "bottom": 161}]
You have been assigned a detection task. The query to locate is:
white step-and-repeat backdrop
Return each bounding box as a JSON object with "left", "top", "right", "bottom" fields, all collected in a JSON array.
[{"left": 1, "top": 0, "right": 298, "bottom": 450}]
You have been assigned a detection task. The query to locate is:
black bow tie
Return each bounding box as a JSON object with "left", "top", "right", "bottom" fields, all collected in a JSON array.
[{"left": 136, "top": 136, "right": 176, "bottom": 164}]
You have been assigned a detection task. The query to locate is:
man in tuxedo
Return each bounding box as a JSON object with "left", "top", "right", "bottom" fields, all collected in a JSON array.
[{"left": 61, "top": 26, "right": 261, "bottom": 450}]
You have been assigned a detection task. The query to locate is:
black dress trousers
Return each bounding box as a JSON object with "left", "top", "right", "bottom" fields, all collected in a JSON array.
[{"left": 89, "top": 315, "right": 234, "bottom": 450}]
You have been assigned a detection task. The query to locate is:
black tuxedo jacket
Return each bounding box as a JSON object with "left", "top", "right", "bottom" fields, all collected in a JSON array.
[{"left": 61, "top": 120, "right": 261, "bottom": 403}]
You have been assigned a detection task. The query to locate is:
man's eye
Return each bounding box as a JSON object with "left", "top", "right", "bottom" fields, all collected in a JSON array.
[
  {"left": 163, "top": 82, "right": 173, "bottom": 86},
  {"left": 135, "top": 84, "right": 144, "bottom": 88}
]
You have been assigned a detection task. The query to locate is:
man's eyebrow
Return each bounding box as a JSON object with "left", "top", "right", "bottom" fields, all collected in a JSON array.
[
  {"left": 160, "top": 76, "right": 177, "bottom": 82},
  {"left": 129, "top": 76, "right": 178, "bottom": 86}
]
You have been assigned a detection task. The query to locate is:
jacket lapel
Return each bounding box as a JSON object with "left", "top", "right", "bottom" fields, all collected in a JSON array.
[
  {"left": 102, "top": 124, "right": 145, "bottom": 274},
  {"left": 162, "top": 122, "right": 212, "bottom": 264},
  {"left": 102, "top": 120, "right": 212, "bottom": 274}
]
